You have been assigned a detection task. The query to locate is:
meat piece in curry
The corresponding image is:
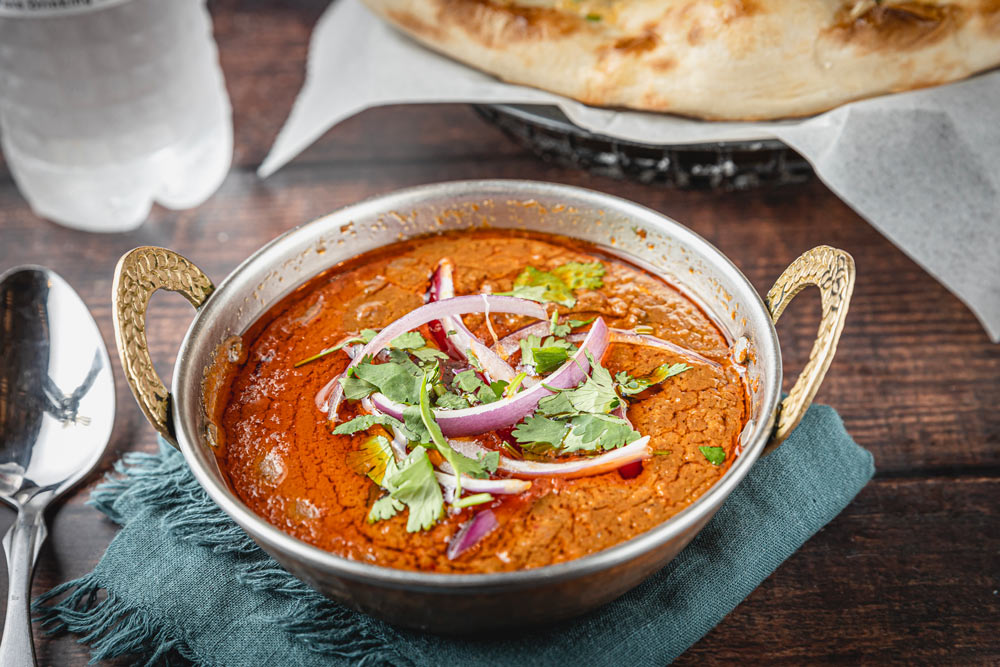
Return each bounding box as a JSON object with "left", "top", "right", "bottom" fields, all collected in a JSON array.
[{"left": 211, "top": 231, "right": 748, "bottom": 573}]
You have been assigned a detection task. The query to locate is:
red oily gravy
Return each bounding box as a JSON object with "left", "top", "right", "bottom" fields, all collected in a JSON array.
[{"left": 209, "top": 231, "right": 748, "bottom": 573}]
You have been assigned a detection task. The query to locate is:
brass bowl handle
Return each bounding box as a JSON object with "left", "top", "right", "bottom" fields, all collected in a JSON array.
[
  {"left": 763, "top": 245, "right": 855, "bottom": 454},
  {"left": 112, "top": 247, "right": 214, "bottom": 446}
]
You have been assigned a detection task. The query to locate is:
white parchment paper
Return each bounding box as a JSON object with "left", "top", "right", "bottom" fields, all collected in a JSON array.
[{"left": 260, "top": 0, "right": 1000, "bottom": 341}]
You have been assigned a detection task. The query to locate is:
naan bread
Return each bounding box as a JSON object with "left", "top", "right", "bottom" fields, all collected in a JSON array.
[{"left": 362, "top": 0, "right": 1000, "bottom": 120}]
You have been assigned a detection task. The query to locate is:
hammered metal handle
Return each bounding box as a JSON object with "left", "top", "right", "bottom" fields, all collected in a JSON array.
[
  {"left": 112, "top": 247, "right": 214, "bottom": 445},
  {"left": 763, "top": 245, "right": 855, "bottom": 454}
]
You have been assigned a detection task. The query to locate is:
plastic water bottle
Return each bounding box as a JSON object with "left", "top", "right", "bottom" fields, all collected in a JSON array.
[{"left": 0, "top": 0, "right": 232, "bottom": 232}]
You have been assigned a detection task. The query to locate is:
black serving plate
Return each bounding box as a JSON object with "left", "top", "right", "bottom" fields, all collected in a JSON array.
[{"left": 474, "top": 104, "right": 813, "bottom": 191}]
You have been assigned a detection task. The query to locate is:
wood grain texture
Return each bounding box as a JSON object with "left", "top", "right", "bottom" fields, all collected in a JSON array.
[{"left": 0, "top": 0, "right": 996, "bottom": 663}]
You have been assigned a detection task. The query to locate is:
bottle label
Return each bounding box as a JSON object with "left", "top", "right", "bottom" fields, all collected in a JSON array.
[{"left": 0, "top": 0, "right": 131, "bottom": 17}]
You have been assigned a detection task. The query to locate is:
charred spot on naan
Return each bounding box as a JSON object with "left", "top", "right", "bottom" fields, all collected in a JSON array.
[{"left": 829, "top": 1, "right": 965, "bottom": 51}]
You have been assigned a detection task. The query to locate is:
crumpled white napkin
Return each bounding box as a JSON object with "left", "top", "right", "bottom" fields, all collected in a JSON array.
[{"left": 260, "top": 0, "right": 1000, "bottom": 341}]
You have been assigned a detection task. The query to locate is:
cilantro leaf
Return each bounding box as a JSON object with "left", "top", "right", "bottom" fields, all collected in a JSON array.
[
  {"left": 419, "top": 372, "right": 474, "bottom": 495},
  {"left": 333, "top": 413, "right": 406, "bottom": 436},
  {"left": 553, "top": 261, "right": 604, "bottom": 290},
  {"left": 353, "top": 360, "right": 421, "bottom": 404},
  {"left": 562, "top": 414, "right": 640, "bottom": 453},
  {"left": 496, "top": 284, "right": 550, "bottom": 305},
  {"left": 699, "top": 446, "right": 726, "bottom": 466},
  {"left": 389, "top": 331, "right": 426, "bottom": 350},
  {"left": 558, "top": 355, "right": 620, "bottom": 414},
  {"left": 294, "top": 328, "right": 378, "bottom": 368},
  {"left": 535, "top": 391, "right": 575, "bottom": 416},
  {"left": 387, "top": 446, "right": 444, "bottom": 532},
  {"left": 478, "top": 450, "right": 500, "bottom": 474},
  {"left": 387, "top": 348, "right": 423, "bottom": 377},
  {"left": 339, "top": 375, "right": 377, "bottom": 400},
  {"left": 448, "top": 450, "right": 494, "bottom": 479},
  {"left": 512, "top": 266, "right": 575, "bottom": 307},
  {"left": 402, "top": 405, "right": 431, "bottom": 443},
  {"left": 616, "top": 362, "right": 692, "bottom": 396},
  {"left": 453, "top": 369, "right": 484, "bottom": 393},
  {"left": 533, "top": 346, "right": 569, "bottom": 374},
  {"left": 476, "top": 384, "right": 502, "bottom": 404},
  {"left": 512, "top": 415, "right": 568, "bottom": 448},
  {"left": 434, "top": 391, "right": 470, "bottom": 410},
  {"left": 410, "top": 346, "right": 450, "bottom": 363},
  {"left": 367, "top": 495, "right": 404, "bottom": 523}
]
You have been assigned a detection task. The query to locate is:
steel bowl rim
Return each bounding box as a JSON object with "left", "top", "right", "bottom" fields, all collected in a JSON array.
[{"left": 172, "top": 179, "right": 782, "bottom": 592}]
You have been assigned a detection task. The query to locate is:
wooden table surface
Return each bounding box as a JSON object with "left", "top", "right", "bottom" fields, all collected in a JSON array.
[{"left": 1, "top": 1, "right": 997, "bottom": 664}]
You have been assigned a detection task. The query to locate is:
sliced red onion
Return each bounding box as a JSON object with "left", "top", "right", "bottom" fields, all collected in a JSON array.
[
  {"left": 433, "top": 472, "right": 531, "bottom": 495},
  {"left": 493, "top": 321, "right": 551, "bottom": 357},
  {"left": 369, "top": 317, "right": 609, "bottom": 436},
  {"left": 320, "top": 295, "right": 548, "bottom": 419},
  {"left": 572, "top": 329, "right": 721, "bottom": 369},
  {"left": 426, "top": 259, "right": 516, "bottom": 383},
  {"left": 448, "top": 436, "right": 652, "bottom": 479},
  {"left": 447, "top": 509, "right": 499, "bottom": 560}
]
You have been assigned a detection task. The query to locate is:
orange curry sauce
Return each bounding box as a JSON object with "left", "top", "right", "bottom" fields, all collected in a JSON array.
[{"left": 210, "top": 231, "right": 748, "bottom": 573}]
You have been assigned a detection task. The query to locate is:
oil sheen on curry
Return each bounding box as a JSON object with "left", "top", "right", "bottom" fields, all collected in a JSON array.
[{"left": 213, "top": 230, "right": 748, "bottom": 573}]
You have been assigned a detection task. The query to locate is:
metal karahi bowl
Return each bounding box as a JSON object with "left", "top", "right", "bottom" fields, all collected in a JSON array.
[{"left": 111, "top": 180, "right": 854, "bottom": 634}]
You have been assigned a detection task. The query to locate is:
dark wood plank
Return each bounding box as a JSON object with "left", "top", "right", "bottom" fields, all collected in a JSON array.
[{"left": 676, "top": 476, "right": 1000, "bottom": 665}]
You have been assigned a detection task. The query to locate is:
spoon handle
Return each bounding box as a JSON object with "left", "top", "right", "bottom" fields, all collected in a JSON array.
[{"left": 0, "top": 505, "right": 47, "bottom": 667}]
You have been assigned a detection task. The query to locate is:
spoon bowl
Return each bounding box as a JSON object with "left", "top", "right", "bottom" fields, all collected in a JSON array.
[{"left": 0, "top": 266, "right": 115, "bottom": 665}]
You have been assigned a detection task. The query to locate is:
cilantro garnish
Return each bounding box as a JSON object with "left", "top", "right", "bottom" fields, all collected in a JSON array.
[
  {"left": 561, "top": 414, "right": 640, "bottom": 453},
  {"left": 294, "top": 328, "right": 377, "bottom": 368},
  {"left": 339, "top": 375, "right": 378, "bottom": 400},
  {"left": 503, "top": 371, "right": 528, "bottom": 398},
  {"left": 333, "top": 412, "right": 407, "bottom": 437},
  {"left": 451, "top": 368, "right": 505, "bottom": 405},
  {"left": 434, "top": 391, "right": 470, "bottom": 410},
  {"left": 367, "top": 495, "right": 404, "bottom": 523},
  {"left": 453, "top": 369, "right": 483, "bottom": 393},
  {"left": 699, "top": 446, "right": 726, "bottom": 466},
  {"left": 410, "top": 346, "right": 450, "bottom": 363},
  {"left": 512, "top": 352, "right": 642, "bottom": 454},
  {"left": 389, "top": 331, "right": 426, "bottom": 350},
  {"left": 532, "top": 346, "right": 570, "bottom": 374},
  {"left": 556, "top": 353, "right": 620, "bottom": 414},
  {"left": 386, "top": 446, "right": 444, "bottom": 532},
  {"left": 512, "top": 415, "right": 568, "bottom": 449},
  {"left": 499, "top": 261, "right": 604, "bottom": 308},
  {"left": 615, "top": 362, "right": 692, "bottom": 397},
  {"left": 453, "top": 493, "right": 493, "bottom": 509},
  {"left": 418, "top": 372, "right": 491, "bottom": 495},
  {"left": 512, "top": 266, "right": 576, "bottom": 307},
  {"left": 553, "top": 262, "right": 604, "bottom": 290},
  {"left": 352, "top": 358, "right": 422, "bottom": 404}
]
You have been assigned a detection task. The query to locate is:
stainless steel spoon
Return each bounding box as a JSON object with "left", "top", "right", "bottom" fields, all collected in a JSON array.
[{"left": 0, "top": 267, "right": 115, "bottom": 666}]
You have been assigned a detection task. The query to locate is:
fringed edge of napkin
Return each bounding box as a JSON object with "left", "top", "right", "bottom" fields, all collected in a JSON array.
[{"left": 33, "top": 446, "right": 404, "bottom": 667}]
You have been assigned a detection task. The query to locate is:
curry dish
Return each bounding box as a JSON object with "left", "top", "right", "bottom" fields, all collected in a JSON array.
[{"left": 211, "top": 230, "right": 748, "bottom": 573}]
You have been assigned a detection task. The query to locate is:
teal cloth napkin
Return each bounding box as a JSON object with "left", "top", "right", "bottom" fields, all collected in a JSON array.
[{"left": 36, "top": 403, "right": 874, "bottom": 666}]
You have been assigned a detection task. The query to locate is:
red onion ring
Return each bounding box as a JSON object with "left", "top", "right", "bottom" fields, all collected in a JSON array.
[
  {"left": 448, "top": 436, "right": 652, "bottom": 479},
  {"left": 318, "top": 295, "right": 548, "bottom": 418},
  {"left": 369, "top": 317, "right": 610, "bottom": 436},
  {"left": 447, "top": 509, "right": 499, "bottom": 560},
  {"left": 426, "top": 258, "right": 517, "bottom": 383}
]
